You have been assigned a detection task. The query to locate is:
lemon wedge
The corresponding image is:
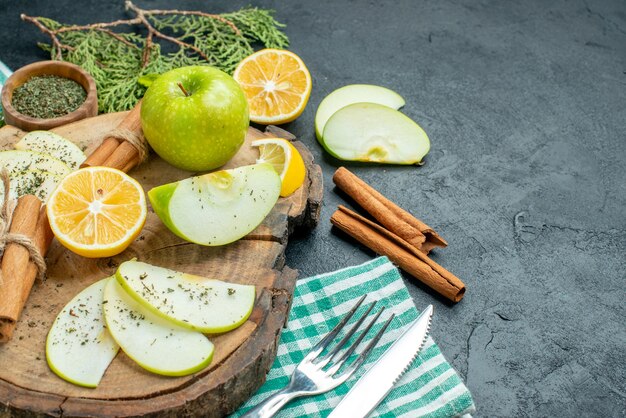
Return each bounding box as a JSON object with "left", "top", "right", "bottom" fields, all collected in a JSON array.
[{"left": 252, "top": 138, "right": 306, "bottom": 197}]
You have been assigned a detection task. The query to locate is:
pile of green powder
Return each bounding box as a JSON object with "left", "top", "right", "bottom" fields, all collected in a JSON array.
[{"left": 12, "top": 75, "right": 87, "bottom": 119}]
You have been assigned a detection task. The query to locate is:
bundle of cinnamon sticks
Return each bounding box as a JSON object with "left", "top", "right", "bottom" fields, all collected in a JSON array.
[
  {"left": 331, "top": 167, "right": 466, "bottom": 303},
  {"left": 81, "top": 101, "right": 145, "bottom": 172},
  {"left": 0, "top": 195, "right": 54, "bottom": 342}
]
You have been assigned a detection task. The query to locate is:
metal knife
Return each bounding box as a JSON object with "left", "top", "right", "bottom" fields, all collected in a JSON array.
[{"left": 328, "top": 304, "right": 434, "bottom": 418}]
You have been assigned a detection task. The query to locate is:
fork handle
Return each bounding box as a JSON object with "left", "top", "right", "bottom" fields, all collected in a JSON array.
[{"left": 241, "top": 385, "right": 302, "bottom": 418}]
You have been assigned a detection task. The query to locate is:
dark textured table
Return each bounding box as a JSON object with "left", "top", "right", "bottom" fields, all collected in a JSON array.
[{"left": 1, "top": 1, "right": 625, "bottom": 417}]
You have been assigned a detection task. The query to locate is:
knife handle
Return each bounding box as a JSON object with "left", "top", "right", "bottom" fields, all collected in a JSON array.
[{"left": 241, "top": 384, "right": 302, "bottom": 418}]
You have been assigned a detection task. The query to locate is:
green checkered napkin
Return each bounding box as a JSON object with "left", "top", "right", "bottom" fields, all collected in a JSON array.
[{"left": 232, "top": 256, "right": 475, "bottom": 417}]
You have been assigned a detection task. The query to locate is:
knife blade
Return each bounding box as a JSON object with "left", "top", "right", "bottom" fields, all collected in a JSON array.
[{"left": 328, "top": 304, "right": 434, "bottom": 418}]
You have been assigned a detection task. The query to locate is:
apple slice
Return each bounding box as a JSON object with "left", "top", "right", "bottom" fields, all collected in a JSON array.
[
  {"left": 315, "top": 84, "right": 405, "bottom": 142},
  {"left": 322, "top": 103, "right": 430, "bottom": 164},
  {"left": 148, "top": 163, "right": 281, "bottom": 246},
  {"left": 116, "top": 260, "right": 255, "bottom": 333},
  {"left": 0, "top": 150, "right": 71, "bottom": 178},
  {"left": 0, "top": 169, "right": 62, "bottom": 202},
  {"left": 46, "top": 278, "right": 120, "bottom": 388},
  {"left": 103, "top": 277, "right": 214, "bottom": 376},
  {"left": 15, "top": 131, "right": 86, "bottom": 170}
]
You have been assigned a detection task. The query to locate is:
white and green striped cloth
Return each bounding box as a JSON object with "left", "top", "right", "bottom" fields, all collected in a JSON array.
[
  {"left": 232, "top": 257, "right": 475, "bottom": 417},
  {"left": 0, "top": 60, "right": 10, "bottom": 86},
  {"left": 0, "top": 60, "right": 11, "bottom": 123}
]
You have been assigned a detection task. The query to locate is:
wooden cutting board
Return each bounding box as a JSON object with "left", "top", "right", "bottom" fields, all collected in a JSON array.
[{"left": 0, "top": 112, "right": 323, "bottom": 417}]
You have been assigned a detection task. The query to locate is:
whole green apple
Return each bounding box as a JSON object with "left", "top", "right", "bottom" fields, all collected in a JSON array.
[{"left": 141, "top": 66, "right": 249, "bottom": 171}]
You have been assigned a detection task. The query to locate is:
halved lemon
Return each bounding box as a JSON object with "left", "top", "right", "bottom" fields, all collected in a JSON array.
[
  {"left": 47, "top": 167, "right": 147, "bottom": 258},
  {"left": 233, "top": 49, "right": 312, "bottom": 124},
  {"left": 251, "top": 138, "right": 306, "bottom": 197}
]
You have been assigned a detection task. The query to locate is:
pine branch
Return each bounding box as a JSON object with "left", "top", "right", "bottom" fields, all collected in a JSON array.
[
  {"left": 136, "top": 4, "right": 241, "bottom": 36},
  {"left": 21, "top": 1, "right": 289, "bottom": 113}
]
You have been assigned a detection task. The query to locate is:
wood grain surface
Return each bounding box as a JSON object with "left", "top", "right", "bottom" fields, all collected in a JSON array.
[{"left": 0, "top": 112, "right": 323, "bottom": 417}]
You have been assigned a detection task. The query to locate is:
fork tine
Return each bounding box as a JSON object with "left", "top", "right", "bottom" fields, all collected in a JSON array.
[
  {"left": 315, "top": 301, "right": 377, "bottom": 369},
  {"left": 332, "top": 312, "right": 395, "bottom": 379},
  {"left": 305, "top": 295, "right": 367, "bottom": 361},
  {"left": 326, "top": 306, "right": 385, "bottom": 374},
  {"left": 326, "top": 307, "right": 385, "bottom": 375}
]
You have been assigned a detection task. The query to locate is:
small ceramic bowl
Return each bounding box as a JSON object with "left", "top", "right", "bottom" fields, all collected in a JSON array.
[{"left": 1, "top": 60, "right": 98, "bottom": 131}]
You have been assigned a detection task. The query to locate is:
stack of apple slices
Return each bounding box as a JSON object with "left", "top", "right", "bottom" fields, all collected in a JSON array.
[
  {"left": 46, "top": 260, "right": 255, "bottom": 387},
  {"left": 315, "top": 84, "right": 431, "bottom": 165},
  {"left": 0, "top": 131, "right": 85, "bottom": 202}
]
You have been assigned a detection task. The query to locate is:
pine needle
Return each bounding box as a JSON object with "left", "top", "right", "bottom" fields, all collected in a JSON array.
[{"left": 22, "top": 1, "right": 289, "bottom": 113}]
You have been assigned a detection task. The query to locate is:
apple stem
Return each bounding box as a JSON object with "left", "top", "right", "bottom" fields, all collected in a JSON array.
[{"left": 177, "top": 82, "right": 190, "bottom": 97}]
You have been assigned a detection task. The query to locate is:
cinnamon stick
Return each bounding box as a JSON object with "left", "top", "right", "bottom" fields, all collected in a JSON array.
[
  {"left": 82, "top": 137, "right": 120, "bottom": 168},
  {"left": 103, "top": 141, "right": 140, "bottom": 172},
  {"left": 331, "top": 205, "right": 465, "bottom": 302},
  {"left": 82, "top": 100, "right": 144, "bottom": 172},
  {"left": 333, "top": 167, "right": 447, "bottom": 254},
  {"left": 0, "top": 196, "right": 52, "bottom": 342},
  {"left": 24, "top": 207, "right": 54, "bottom": 287}
]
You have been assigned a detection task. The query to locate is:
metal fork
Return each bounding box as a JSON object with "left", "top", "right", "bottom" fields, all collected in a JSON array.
[{"left": 242, "top": 295, "right": 394, "bottom": 418}]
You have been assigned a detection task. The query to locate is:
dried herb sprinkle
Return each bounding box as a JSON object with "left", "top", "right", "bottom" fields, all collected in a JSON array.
[{"left": 12, "top": 75, "right": 86, "bottom": 119}]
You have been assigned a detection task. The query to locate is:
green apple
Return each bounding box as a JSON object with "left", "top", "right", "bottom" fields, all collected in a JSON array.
[
  {"left": 141, "top": 66, "right": 249, "bottom": 171},
  {"left": 148, "top": 163, "right": 281, "bottom": 246},
  {"left": 15, "top": 131, "right": 86, "bottom": 170},
  {"left": 115, "top": 260, "right": 255, "bottom": 333},
  {"left": 46, "top": 278, "right": 120, "bottom": 388},
  {"left": 322, "top": 103, "right": 430, "bottom": 164},
  {"left": 315, "top": 84, "right": 405, "bottom": 143},
  {"left": 0, "top": 150, "right": 71, "bottom": 177},
  {"left": 103, "top": 277, "right": 214, "bottom": 376}
]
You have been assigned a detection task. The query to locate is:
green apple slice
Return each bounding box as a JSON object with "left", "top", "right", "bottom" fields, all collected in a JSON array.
[
  {"left": 15, "top": 131, "right": 86, "bottom": 170},
  {"left": 322, "top": 102, "right": 430, "bottom": 164},
  {"left": 103, "top": 277, "right": 214, "bottom": 376},
  {"left": 46, "top": 278, "right": 120, "bottom": 388},
  {"left": 0, "top": 150, "right": 71, "bottom": 178},
  {"left": 148, "top": 163, "right": 281, "bottom": 246},
  {"left": 315, "top": 84, "right": 405, "bottom": 142},
  {"left": 116, "top": 260, "right": 255, "bottom": 333},
  {"left": 0, "top": 169, "right": 62, "bottom": 202}
]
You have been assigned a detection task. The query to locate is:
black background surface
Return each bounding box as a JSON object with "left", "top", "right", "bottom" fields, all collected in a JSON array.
[{"left": 1, "top": 1, "right": 625, "bottom": 416}]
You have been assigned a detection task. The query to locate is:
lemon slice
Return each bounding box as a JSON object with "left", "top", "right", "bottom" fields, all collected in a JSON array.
[
  {"left": 47, "top": 166, "right": 147, "bottom": 258},
  {"left": 251, "top": 138, "right": 306, "bottom": 197},
  {"left": 233, "top": 49, "right": 312, "bottom": 124}
]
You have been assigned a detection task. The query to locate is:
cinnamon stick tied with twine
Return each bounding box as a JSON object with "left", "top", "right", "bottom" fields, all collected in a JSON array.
[
  {"left": 81, "top": 100, "right": 148, "bottom": 173},
  {"left": 0, "top": 171, "right": 54, "bottom": 342},
  {"left": 333, "top": 167, "right": 447, "bottom": 254},
  {"left": 331, "top": 205, "right": 465, "bottom": 303}
]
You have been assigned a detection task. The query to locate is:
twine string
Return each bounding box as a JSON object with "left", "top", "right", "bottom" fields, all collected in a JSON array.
[{"left": 109, "top": 128, "right": 149, "bottom": 162}]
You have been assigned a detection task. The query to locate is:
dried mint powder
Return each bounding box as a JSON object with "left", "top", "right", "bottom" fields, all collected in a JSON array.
[{"left": 11, "top": 75, "right": 87, "bottom": 119}]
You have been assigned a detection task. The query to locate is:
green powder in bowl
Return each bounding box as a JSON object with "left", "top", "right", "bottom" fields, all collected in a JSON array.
[{"left": 11, "top": 75, "right": 87, "bottom": 119}]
